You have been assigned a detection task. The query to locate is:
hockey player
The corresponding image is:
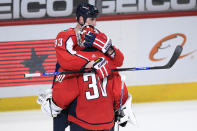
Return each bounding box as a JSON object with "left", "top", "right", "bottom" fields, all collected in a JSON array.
[
  {"left": 37, "top": 24, "right": 137, "bottom": 130},
  {"left": 54, "top": 2, "right": 124, "bottom": 76},
  {"left": 52, "top": 2, "right": 124, "bottom": 131},
  {"left": 53, "top": 54, "right": 128, "bottom": 131},
  {"left": 38, "top": 49, "right": 129, "bottom": 131},
  {"left": 37, "top": 2, "right": 133, "bottom": 131}
]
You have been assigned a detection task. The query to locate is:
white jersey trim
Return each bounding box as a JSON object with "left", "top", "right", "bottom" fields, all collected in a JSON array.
[
  {"left": 66, "top": 37, "right": 89, "bottom": 61},
  {"left": 66, "top": 37, "right": 77, "bottom": 55}
]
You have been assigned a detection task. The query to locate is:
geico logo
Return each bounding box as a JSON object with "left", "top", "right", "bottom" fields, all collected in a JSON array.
[
  {"left": 0, "top": 0, "right": 196, "bottom": 20},
  {"left": 0, "top": 0, "right": 73, "bottom": 19},
  {"left": 98, "top": 0, "right": 196, "bottom": 14}
]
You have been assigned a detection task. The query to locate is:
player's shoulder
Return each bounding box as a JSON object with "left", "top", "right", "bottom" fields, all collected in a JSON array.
[{"left": 56, "top": 28, "right": 76, "bottom": 38}]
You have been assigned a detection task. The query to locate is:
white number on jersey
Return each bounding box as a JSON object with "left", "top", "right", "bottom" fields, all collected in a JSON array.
[
  {"left": 54, "top": 38, "right": 63, "bottom": 47},
  {"left": 83, "top": 73, "right": 108, "bottom": 100}
]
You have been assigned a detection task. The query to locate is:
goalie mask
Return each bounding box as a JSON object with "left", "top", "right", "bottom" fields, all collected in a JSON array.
[{"left": 77, "top": 24, "right": 100, "bottom": 47}]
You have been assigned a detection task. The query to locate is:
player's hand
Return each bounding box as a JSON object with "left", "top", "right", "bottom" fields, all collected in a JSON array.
[
  {"left": 37, "top": 89, "right": 62, "bottom": 117},
  {"left": 92, "top": 57, "right": 111, "bottom": 79},
  {"left": 83, "top": 32, "right": 96, "bottom": 47},
  {"left": 84, "top": 32, "right": 112, "bottom": 53}
]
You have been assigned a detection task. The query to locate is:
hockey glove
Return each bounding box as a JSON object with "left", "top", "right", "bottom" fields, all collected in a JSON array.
[
  {"left": 37, "top": 89, "right": 62, "bottom": 117},
  {"left": 84, "top": 32, "right": 112, "bottom": 53},
  {"left": 115, "top": 93, "right": 137, "bottom": 127},
  {"left": 92, "top": 57, "right": 111, "bottom": 79},
  {"left": 83, "top": 32, "right": 96, "bottom": 48}
]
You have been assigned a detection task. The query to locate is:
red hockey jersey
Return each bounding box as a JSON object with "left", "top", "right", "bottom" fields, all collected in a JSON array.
[
  {"left": 52, "top": 50, "right": 128, "bottom": 130},
  {"left": 54, "top": 28, "right": 124, "bottom": 72}
]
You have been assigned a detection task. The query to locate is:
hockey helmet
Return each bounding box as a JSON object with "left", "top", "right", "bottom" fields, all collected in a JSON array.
[{"left": 76, "top": 2, "right": 99, "bottom": 25}]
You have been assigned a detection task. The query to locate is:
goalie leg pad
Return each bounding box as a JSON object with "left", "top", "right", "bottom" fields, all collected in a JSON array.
[{"left": 116, "top": 93, "right": 137, "bottom": 126}]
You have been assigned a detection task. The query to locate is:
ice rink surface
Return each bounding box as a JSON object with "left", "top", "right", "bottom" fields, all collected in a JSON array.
[{"left": 0, "top": 100, "right": 197, "bottom": 131}]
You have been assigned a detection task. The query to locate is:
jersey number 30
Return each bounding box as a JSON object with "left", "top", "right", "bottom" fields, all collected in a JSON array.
[{"left": 83, "top": 73, "right": 107, "bottom": 100}]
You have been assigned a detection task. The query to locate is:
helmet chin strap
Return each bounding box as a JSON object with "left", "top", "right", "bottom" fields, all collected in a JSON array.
[
  {"left": 78, "top": 17, "right": 87, "bottom": 26},
  {"left": 78, "top": 21, "right": 84, "bottom": 26}
]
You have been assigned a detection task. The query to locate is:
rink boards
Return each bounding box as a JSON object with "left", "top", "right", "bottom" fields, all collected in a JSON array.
[
  {"left": 0, "top": 82, "right": 197, "bottom": 112},
  {"left": 0, "top": 14, "right": 197, "bottom": 111}
]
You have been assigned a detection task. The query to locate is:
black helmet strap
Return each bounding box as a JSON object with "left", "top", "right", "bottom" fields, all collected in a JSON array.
[{"left": 77, "top": 16, "right": 87, "bottom": 26}]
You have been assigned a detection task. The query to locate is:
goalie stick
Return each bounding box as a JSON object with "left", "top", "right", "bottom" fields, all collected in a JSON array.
[
  {"left": 24, "top": 45, "right": 182, "bottom": 78},
  {"left": 116, "top": 75, "right": 126, "bottom": 131}
]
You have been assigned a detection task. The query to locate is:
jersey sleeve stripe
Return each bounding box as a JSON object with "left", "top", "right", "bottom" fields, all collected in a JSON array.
[
  {"left": 75, "top": 54, "right": 89, "bottom": 61},
  {"left": 103, "top": 66, "right": 108, "bottom": 76},
  {"left": 93, "top": 42, "right": 103, "bottom": 49},
  {"left": 95, "top": 38, "right": 105, "bottom": 45}
]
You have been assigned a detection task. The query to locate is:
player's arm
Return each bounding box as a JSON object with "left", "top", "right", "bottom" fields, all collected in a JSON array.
[
  {"left": 106, "top": 46, "right": 124, "bottom": 67},
  {"left": 84, "top": 32, "right": 124, "bottom": 67},
  {"left": 55, "top": 32, "right": 90, "bottom": 71}
]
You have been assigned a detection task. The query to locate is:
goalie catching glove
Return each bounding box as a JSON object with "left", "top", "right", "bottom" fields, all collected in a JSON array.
[
  {"left": 37, "top": 89, "right": 62, "bottom": 117},
  {"left": 115, "top": 93, "right": 137, "bottom": 127},
  {"left": 92, "top": 57, "right": 111, "bottom": 79}
]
